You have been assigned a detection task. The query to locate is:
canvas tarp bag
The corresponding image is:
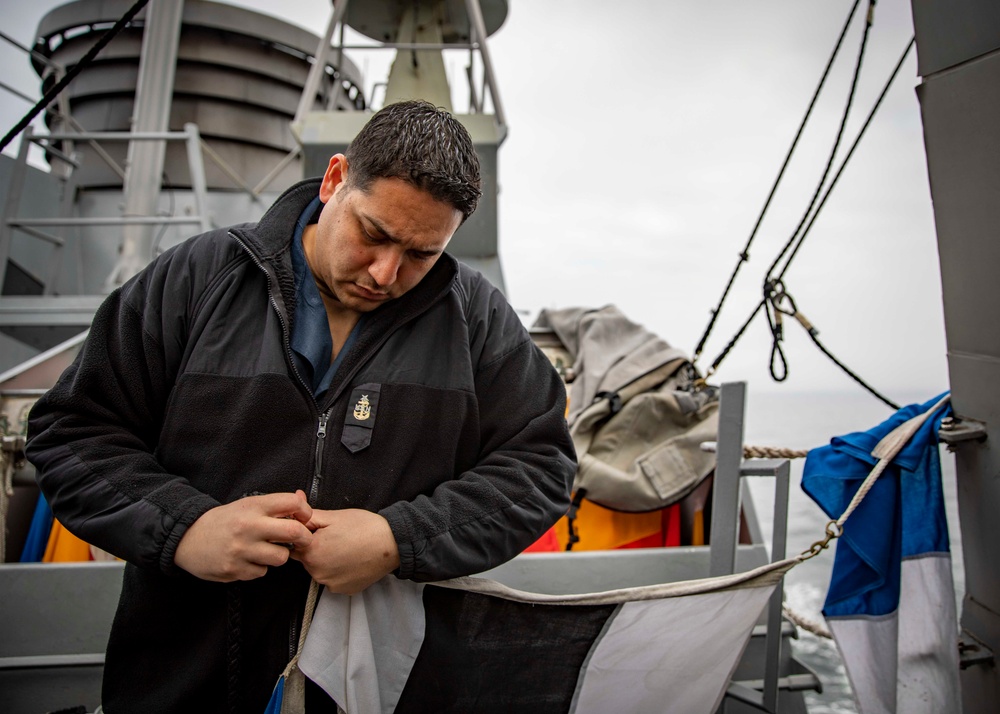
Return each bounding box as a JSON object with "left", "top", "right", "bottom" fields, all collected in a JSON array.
[{"left": 534, "top": 306, "right": 719, "bottom": 513}]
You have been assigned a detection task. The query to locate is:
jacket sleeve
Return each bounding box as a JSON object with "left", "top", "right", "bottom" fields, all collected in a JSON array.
[
  {"left": 380, "top": 281, "right": 576, "bottom": 581},
  {"left": 25, "top": 248, "right": 221, "bottom": 573}
]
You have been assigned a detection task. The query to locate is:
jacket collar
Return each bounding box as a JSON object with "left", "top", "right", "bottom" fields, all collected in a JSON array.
[{"left": 243, "top": 178, "right": 323, "bottom": 261}]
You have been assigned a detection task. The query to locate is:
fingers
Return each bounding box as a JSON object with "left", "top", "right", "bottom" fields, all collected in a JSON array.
[
  {"left": 302, "top": 508, "right": 338, "bottom": 531},
  {"left": 259, "top": 516, "right": 314, "bottom": 550},
  {"left": 286, "top": 509, "right": 400, "bottom": 594},
  {"left": 245, "top": 541, "right": 295, "bottom": 569},
  {"left": 288, "top": 489, "right": 313, "bottom": 524},
  {"left": 175, "top": 491, "right": 316, "bottom": 583},
  {"left": 253, "top": 490, "right": 313, "bottom": 524}
]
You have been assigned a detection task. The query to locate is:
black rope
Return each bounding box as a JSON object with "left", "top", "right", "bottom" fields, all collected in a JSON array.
[
  {"left": 0, "top": 0, "right": 151, "bottom": 154},
  {"left": 807, "top": 329, "right": 900, "bottom": 410},
  {"left": 769, "top": 282, "right": 900, "bottom": 409},
  {"left": 564, "top": 488, "right": 587, "bottom": 552},
  {"left": 709, "top": 34, "right": 914, "bottom": 382},
  {"left": 226, "top": 582, "right": 243, "bottom": 714},
  {"left": 706, "top": 1, "right": 887, "bottom": 379},
  {"left": 692, "top": 0, "right": 864, "bottom": 364},
  {"left": 765, "top": 281, "right": 789, "bottom": 382},
  {"left": 774, "top": 36, "right": 916, "bottom": 281},
  {"left": 708, "top": 300, "right": 764, "bottom": 376},
  {"left": 761, "top": 37, "right": 915, "bottom": 407},
  {"left": 763, "top": 0, "right": 876, "bottom": 282}
]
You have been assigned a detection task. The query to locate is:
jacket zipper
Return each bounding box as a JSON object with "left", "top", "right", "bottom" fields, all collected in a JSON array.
[
  {"left": 232, "top": 234, "right": 343, "bottom": 510},
  {"left": 232, "top": 232, "right": 324, "bottom": 663},
  {"left": 310, "top": 411, "right": 330, "bottom": 503}
]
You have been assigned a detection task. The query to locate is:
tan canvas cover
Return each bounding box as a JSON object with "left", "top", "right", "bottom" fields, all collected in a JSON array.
[{"left": 535, "top": 306, "right": 719, "bottom": 512}]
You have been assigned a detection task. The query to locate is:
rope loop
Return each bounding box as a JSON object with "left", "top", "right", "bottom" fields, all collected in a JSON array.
[{"left": 764, "top": 280, "right": 789, "bottom": 382}]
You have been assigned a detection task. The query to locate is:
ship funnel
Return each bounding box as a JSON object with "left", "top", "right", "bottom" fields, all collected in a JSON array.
[{"left": 0, "top": 0, "right": 368, "bottom": 368}]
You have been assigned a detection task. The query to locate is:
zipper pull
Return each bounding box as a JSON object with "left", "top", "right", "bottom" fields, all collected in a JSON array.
[{"left": 309, "top": 411, "right": 332, "bottom": 505}]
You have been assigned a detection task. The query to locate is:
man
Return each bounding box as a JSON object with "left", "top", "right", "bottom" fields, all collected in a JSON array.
[{"left": 26, "top": 100, "right": 575, "bottom": 712}]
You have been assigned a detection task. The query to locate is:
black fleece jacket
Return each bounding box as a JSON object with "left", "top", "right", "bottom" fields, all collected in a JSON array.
[{"left": 26, "top": 178, "right": 575, "bottom": 713}]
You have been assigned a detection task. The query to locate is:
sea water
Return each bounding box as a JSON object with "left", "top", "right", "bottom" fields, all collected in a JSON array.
[{"left": 742, "top": 389, "right": 961, "bottom": 714}]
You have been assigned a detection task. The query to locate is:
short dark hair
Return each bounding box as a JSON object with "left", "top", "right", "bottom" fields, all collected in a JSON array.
[{"left": 345, "top": 100, "right": 482, "bottom": 221}]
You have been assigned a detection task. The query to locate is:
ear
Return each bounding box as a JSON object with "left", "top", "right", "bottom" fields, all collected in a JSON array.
[{"left": 319, "top": 154, "right": 349, "bottom": 202}]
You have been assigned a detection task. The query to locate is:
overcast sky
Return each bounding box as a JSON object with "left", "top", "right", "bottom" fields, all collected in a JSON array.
[{"left": 2, "top": 0, "right": 947, "bottom": 400}]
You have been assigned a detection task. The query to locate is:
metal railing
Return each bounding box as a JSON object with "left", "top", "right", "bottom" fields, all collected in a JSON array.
[
  {"left": 710, "top": 382, "right": 817, "bottom": 712},
  {"left": 292, "top": 0, "right": 508, "bottom": 139},
  {"left": 0, "top": 124, "right": 214, "bottom": 296}
]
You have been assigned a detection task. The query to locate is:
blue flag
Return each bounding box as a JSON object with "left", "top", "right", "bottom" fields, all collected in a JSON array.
[{"left": 803, "top": 392, "right": 959, "bottom": 713}]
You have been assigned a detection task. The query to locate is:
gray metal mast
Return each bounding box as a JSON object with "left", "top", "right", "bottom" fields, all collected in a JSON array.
[
  {"left": 910, "top": 0, "right": 1000, "bottom": 709},
  {"left": 107, "top": 0, "right": 184, "bottom": 289}
]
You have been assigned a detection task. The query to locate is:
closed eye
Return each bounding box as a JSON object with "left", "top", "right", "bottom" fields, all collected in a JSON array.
[{"left": 363, "top": 228, "right": 385, "bottom": 244}]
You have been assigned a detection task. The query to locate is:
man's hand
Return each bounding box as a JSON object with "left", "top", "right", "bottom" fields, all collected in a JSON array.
[
  {"left": 174, "top": 490, "right": 314, "bottom": 582},
  {"left": 290, "top": 508, "right": 400, "bottom": 595}
]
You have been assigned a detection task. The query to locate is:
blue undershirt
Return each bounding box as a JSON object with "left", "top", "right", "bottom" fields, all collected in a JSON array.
[{"left": 289, "top": 197, "right": 365, "bottom": 397}]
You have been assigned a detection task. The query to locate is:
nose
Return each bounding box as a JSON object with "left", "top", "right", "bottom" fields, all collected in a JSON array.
[{"left": 368, "top": 249, "right": 402, "bottom": 289}]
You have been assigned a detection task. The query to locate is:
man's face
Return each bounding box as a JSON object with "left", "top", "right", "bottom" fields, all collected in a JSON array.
[{"left": 305, "top": 154, "right": 463, "bottom": 313}]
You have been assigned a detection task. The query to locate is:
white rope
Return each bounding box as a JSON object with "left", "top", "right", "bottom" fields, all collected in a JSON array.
[
  {"left": 271, "top": 400, "right": 950, "bottom": 661},
  {"left": 834, "top": 393, "right": 950, "bottom": 530},
  {"left": 282, "top": 579, "right": 321, "bottom": 678},
  {"left": 783, "top": 604, "right": 833, "bottom": 639},
  {"left": 700, "top": 442, "right": 809, "bottom": 458},
  {"left": 743, "top": 445, "right": 810, "bottom": 459},
  {"left": 0, "top": 435, "right": 25, "bottom": 563},
  {"left": 798, "top": 394, "right": 950, "bottom": 562},
  {"left": 788, "top": 395, "right": 951, "bottom": 638},
  {"left": 0, "top": 447, "right": 12, "bottom": 563}
]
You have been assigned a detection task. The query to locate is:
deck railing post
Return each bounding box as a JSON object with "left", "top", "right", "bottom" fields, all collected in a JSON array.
[{"left": 710, "top": 381, "right": 747, "bottom": 577}]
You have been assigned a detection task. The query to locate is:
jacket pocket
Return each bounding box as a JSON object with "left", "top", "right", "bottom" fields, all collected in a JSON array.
[{"left": 341, "top": 383, "right": 380, "bottom": 453}]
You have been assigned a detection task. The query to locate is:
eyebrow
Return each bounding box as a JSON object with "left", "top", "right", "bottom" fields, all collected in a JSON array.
[
  {"left": 362, "top": 214, "right": 401, "bottom": 244},
  {"left": 363, "top": 213, "right": 443, "bottom": 256}
]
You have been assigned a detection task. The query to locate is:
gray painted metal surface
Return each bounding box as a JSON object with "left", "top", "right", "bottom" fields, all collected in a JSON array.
[
  {"left": 0, "top": 0, "right": 370, "bottom": 361},
  {"left": 294, "top": 3, "right": 509, "bottom": 291},
  {"left": 345, "top": 0, "right": 509, "bottom": 44},
  {"left": 114, "top": 0, "right": 185, "bottom": 287},
  {"left": 34, "top": 0, "right": 365, "bottom": 191},
  {"left": 912, "top": 0, "right": 1000, "bottom": 76},
  {"left": 711, "top": 382, "right": 747, "bottom": 577},
  {"left": 0, "top": 563, "right": 122, "bottom": 714},
  {"left": 911, "top": 0, "right": 1000, "bottom": 710}
]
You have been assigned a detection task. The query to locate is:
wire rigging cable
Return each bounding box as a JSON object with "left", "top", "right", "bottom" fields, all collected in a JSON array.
[
  {"left": 694, "top": 0, "right": 914, "bottom": 409},
  {"left": 703, "top": 0, "right": 876, "bottom": 378},
  {"left": 0, "top": 0, "right": 152, "bottom": 154},
  {"left": 709, "top": 32, "right": 915, "bottom": 409},
  {"left": 773, "top": 36, "right": 917, "bottom": 284},
  {"left": 762, "top": 0, "right": 877, "bottom": 287},
  {"left": 692, "top": 0, "right": 865, "bottom": 365}
]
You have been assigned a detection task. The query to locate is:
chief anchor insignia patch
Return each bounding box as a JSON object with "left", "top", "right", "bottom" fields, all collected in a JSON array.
[
  {"left": 353, "top": 394, "right": 371, "bottom": 421},
  {"left": 343, "top": 383, "right": 380, "bottom": 453}
]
